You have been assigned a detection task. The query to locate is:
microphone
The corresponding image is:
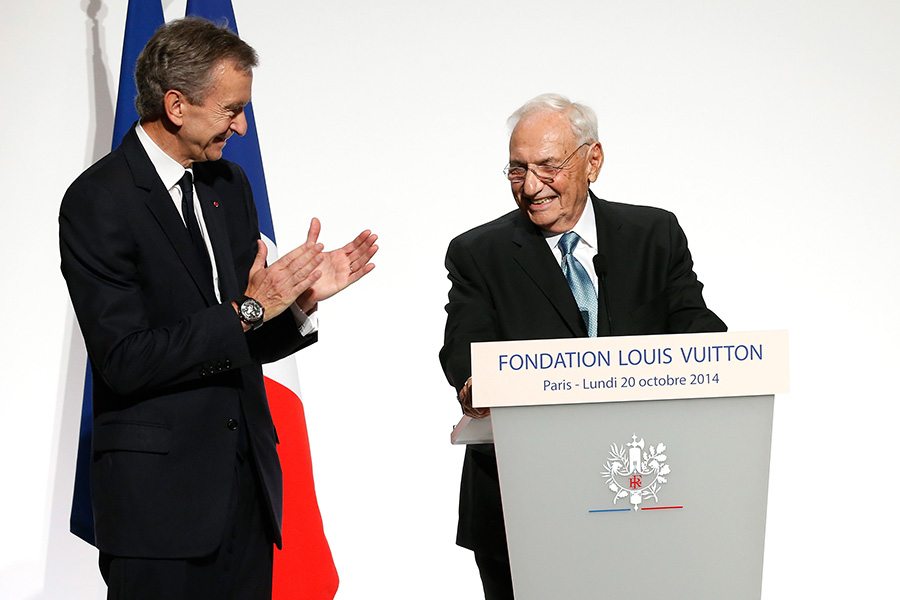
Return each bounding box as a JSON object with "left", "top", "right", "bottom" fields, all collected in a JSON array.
[{"left": 593, "top": 254, "right": 613, "bottom": 335}]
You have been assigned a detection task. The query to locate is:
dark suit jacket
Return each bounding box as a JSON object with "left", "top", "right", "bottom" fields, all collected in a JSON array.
[
  {"left": 59, "top": 128, "right": 315, "bottom": 558},
  {"left": 439, "top": 192, "right": 726, "bottom": 556}
]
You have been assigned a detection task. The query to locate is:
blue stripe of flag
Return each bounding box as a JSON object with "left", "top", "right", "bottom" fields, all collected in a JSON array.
[
  {"left": 70, "top": 0, "right": 165, "bottom": 546},
  {"left": 186, "top": 0, "right": 276, "bottom": 244}
]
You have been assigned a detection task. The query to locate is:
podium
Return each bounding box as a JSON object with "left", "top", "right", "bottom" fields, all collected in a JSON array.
[{"left": 452, "top": 331, "right": 788, "bottom": 600}]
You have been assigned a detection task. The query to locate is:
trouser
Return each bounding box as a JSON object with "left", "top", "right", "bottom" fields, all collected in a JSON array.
[{"left": 475, "top": 550, "right": 515, "bottom": 600}]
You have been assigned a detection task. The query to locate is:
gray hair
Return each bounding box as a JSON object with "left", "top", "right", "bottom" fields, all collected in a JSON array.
[
  {"left": 507, "top": 93, "right": 599, "bottom": 145},
  {"left": 134, "top": 17, "right": 258, "bottom": 120}
]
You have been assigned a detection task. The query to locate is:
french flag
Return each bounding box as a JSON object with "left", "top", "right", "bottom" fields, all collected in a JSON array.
[{"left": 71, "top": 2, "right": 339, "bottom": 598}]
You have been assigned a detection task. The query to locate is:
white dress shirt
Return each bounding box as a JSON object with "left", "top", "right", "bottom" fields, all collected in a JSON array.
[{"left": 136, "top": 123, "right": 222, "bottom": 301}]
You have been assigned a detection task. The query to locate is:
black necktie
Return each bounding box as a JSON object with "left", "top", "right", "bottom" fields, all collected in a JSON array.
[{"left": 178, "top": 171, "right": 213, "bottom": 285}]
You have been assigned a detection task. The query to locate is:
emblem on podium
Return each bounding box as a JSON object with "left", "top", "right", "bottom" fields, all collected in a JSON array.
[{"left": 602, "top": 434, "right": 671, "bottom": 510}]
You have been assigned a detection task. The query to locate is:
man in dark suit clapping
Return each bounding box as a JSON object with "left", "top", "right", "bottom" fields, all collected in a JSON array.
[{"left": 60, "top": 18, "right": 377, "bottom": 599}]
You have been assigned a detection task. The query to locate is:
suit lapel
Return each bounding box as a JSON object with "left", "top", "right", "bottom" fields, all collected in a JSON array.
[
  {"left": 510, "top": 214, "right": 586, "bottom": 337},
  {"left": 592, "top": 192, "right": 621, "bottom": 336},
  {"left": 591, "top": 192, "right": 619, "bottom": 267},
  {"left": 194, "top": 170, "right": 240, "bottom": 301},
  {"left": 121, "top": 128, "right": 218, "bottom": 306}
]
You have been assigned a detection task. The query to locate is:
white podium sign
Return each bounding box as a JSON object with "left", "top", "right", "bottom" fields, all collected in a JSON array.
[{"left": 471, "top": 330, "right": 788, "bottom": 408}]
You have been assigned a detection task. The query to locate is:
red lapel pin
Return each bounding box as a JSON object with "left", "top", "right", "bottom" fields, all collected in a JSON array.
[{"left": 213, "top": 201, "right": 220, "bottom": 207}]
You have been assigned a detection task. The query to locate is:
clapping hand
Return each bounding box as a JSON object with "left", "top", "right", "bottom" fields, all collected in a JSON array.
[{"left": 300, "top": 217, "right": 378, "bottom": 305}]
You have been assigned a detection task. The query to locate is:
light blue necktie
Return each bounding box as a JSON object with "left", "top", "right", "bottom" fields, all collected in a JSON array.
[{"left": 559, "top": 231, "right": 597, "bottom": 336}]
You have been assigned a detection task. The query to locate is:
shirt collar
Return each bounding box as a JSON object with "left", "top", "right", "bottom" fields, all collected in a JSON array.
[
  {"left": 135, "top": 123, "right": 193, "bottom": 191},
  {"left": 544, "top": 195, "right": 597, "bottom": 251}
]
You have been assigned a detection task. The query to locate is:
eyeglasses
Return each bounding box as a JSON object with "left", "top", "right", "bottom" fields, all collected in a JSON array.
[{"left": 503, "top": 143, "right": 590, "bottom": 183}]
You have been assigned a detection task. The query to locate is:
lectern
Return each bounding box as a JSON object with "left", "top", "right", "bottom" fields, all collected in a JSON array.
[{"left": 452, "top": 331, "right": 788, "bottom": 600}]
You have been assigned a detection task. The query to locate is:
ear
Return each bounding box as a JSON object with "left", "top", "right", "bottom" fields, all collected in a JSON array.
[
  {"left": 587, "top": 142, "right": 604, "bottom": 182},
  {"left": 163, "top": 90, "right": 186, "bottom": 127}
]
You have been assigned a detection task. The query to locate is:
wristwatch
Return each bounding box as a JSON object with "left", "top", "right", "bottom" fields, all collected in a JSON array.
[{"left": 237, "top": 295, "right": 264, "bottom": 330}]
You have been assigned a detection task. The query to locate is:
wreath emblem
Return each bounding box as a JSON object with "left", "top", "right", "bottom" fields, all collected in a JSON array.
[{"left": 602, "top": 434, "right": 670, "bottom": 510}]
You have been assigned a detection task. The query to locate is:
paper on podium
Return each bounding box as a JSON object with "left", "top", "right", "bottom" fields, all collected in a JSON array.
[{"left": 450, "top": 415, "right": 493, "bottom": 445}]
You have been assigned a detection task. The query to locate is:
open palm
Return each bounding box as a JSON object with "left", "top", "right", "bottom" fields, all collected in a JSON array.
[{"left": 305, "top": 218, "right": 378, "bottom": 302}]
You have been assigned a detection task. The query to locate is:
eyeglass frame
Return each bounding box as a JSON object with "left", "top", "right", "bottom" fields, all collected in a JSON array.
[{"left": 503, "top": 142, "right": 592, "bottom": 184}]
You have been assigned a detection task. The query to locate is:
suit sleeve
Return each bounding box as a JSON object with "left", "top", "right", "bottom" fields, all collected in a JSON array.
[
  {"left": 439, "top": 237, "right": 502, "bottom": 393},
  {"left": 663, "top": 212, "right": 727, "bottom": 333},
  {"left": 245, "top": 310, "right": 316, "bottom": 364}
]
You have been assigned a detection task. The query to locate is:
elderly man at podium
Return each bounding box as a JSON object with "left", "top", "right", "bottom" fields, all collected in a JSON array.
[{"left": 439, "top": 93, "right": 726, "bottom": 600}]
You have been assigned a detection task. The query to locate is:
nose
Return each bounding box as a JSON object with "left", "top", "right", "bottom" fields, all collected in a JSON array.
[
  {"left": 231, "top": 110, "right": 248, "bottom": 137},
  {"left": 522, "top": 167, "right": 544, "bottom": 196}
]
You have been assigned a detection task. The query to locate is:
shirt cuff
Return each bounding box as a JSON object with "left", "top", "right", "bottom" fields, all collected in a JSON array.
[{"left": 289, "top": 303, "right": 319, "bottom": 336}]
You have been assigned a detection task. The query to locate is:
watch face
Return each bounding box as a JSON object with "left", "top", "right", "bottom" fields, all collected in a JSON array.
[{"left": 241, "top": 299, "right": 263, "bottom": 322}]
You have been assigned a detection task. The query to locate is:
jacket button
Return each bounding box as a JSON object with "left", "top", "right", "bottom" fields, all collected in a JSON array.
[{"left": 225, "top": 418, "right": 238, "bottom": 431}]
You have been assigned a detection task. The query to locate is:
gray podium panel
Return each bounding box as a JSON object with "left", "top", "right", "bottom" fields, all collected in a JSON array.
[{"left": 491, "top": 394, "right": 773, "bottom": 600}]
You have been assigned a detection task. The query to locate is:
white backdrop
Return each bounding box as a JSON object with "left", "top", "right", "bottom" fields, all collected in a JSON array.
[{"left": 1, "top": 1, "right": 898, "bottom": 598}]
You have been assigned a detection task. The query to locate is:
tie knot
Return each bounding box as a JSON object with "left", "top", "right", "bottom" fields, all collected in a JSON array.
[
  {"left": 179, "top": 171, "right": 193, "bottom": 196},
  {"left": 559, "top": 231, "right": 580, "bottom": 256}
]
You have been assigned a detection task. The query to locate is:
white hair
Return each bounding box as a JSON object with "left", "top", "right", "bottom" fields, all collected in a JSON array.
[{"left": 507, "top": 93, "right": 599, "bottom": 145}]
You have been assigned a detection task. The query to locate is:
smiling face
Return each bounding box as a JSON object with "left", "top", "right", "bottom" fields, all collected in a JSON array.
[
  {"left": 508, "top": 110, "right": 603, "bottom": 234},
  {"left": 169, "top": 60, "right": 252, "bottom": 165}
]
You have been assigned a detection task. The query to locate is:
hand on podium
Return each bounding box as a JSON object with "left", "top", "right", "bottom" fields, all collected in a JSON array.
[{"left": 458, "top": 377, "right": 490, "bottom": 419}]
